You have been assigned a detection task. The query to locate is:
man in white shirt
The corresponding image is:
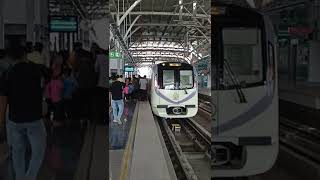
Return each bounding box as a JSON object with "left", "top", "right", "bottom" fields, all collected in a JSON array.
[{"left": 139, "top": 75, "right": 148, "bottom": 101}]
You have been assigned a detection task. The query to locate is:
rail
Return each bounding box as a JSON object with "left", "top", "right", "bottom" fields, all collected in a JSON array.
[{"left": 280, "top": 117, "right": 320, "bottom": 165}]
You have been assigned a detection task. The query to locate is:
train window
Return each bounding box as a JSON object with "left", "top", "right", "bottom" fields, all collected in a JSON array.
[
  {"left": 163, "top": 70, "right": 175, "bottom": 90},
  {"left": 223, "top": 28, "right": 263, "bottom": 87},
  {"left": 180, "top": 70, "right": 193, "bottom": 89}
]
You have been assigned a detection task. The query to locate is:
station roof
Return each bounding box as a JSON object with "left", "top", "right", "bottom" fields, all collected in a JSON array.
[
  {"left": 49, "top": 0, "right": 109, "bottom": 19},
  {"left": 110, "top": 0, "right": 211, "bottom": 66},
  {"left": 49, "top": 0, "right": 305, "bottom": 66},
  {"left": 261, "top": 0, "right": 309, "bottom": 14}
]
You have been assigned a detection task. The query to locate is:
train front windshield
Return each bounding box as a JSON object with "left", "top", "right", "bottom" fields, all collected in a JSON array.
[
  {"left": 222, "top": 28, "right": 263, "bottom": 87},
  {"left": 158, "top": 64, "right": 194, "bottom": 90},
  {"left": 213, "top": 4, "right": 266, "bottom": 89}
]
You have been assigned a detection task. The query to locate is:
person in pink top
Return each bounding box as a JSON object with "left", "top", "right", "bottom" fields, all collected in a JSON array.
[
  {"left": 45, "top": 74, "right": 64, "bottom": 127},
  {"left": 123, "top": 79, "right": 130, "bottom": 101}
]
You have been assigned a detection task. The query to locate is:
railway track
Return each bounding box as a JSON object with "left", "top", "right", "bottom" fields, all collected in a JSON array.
[
  {"left": 156, "top": 117, "right": 198, "bottom": 180},
  {"left": 279, "top": 117, "right": 320, "bottom": 165},
  {"left": 157, "top": 95, "right": 320, "bottom": 179},
  {"left": 156, "top": 108, "right": 213, "bottom": 180}
]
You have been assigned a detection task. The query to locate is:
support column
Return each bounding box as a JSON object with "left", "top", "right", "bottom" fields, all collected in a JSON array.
[
  {"left": 26, "top": 0, "right": 35, "bottom": 43},
  {"left": 70, "top": 33, "right": 73, "bottom": 52},
  {"left": 288, "top": 41, "right": 298, "bottom": 85},
  {"left": 0, "top": 0, "right": 4, "bottom": 49},
  {"left": 40, "top": 0, "right": 49, "bottom": 65},
  {"left": 314, "top": 0, "right": 320, "bottom": 40}
]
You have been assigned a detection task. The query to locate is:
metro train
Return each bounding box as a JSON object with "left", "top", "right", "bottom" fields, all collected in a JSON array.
[
  {"left": 149, "top": 62, "right": 198, "bottom": 118},
  {"left": 212, "top": 2, "right": 278, "bottom": 177}
]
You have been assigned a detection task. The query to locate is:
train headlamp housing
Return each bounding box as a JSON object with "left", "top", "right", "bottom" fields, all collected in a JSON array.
[
  {"left": 154, "top": 75, "right": 159, "bottom": 89},
  {"left": 169, "top": 63, "right": 181, "bottom": 67},
  {"left": 212, "top": 6, "right": 226, "bottom": 15}
]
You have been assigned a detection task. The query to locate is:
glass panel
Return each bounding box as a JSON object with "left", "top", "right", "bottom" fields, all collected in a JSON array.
[
  {"left": 223, "top": 28, "right": 263, "bottom": 86},
  {"left": 163, "top": 70, "right": 175, "bottom": 90},
  {"left": 180, "top": 70, "right": 193, "bottom": 89},
  {"left": 268, "top": 42, "right": 275, "bottom": 81}
]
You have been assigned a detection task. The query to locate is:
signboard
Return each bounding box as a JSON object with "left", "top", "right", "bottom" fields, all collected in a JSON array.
[
  {"left": 288, "top": 27, "right": 313, "bottom": 38},
  {"left": 49, "top": 16, "right": 78, "bottom": 32},
  {"left": 109, "top": 51, "right": 121, "bottom": 59},
  {"left": 125, "top": 66, "right": 134, "bottom": 72},
  {"left": 196, "top": 57, "right": 210, "bottom": 75},
  {"left": 278, "top": 29, "right": 289, "bottom": 38}
]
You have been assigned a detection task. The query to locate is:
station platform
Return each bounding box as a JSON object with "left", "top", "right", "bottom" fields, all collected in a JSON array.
[
  {"left": 0, "top": 120, "right": 108, "bottom": 180},
  {"left": 279, "top": 80, "right": 320, "bottom": 110},
  {"left": 198, "top": 87, "right": 211, "bottom": 97},
  {"left": 109, "top": 100, "right": 176, "bottom": 180}
]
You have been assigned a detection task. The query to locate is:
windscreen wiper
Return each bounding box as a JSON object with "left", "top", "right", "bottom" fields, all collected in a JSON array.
[
  {"left": 224, "top": 59, "right": 247, "bottom": 103},
  {"left": 179, "top": 86, "right": 189, "bottom": 94}
]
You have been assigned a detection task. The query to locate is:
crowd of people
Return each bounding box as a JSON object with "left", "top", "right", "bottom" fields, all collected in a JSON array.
[
  {"left": 0, "top": 41, "right": 108, "bottom": 180},
  {"left": 109, "top": 74, "right": 148, "bottom": 124}
]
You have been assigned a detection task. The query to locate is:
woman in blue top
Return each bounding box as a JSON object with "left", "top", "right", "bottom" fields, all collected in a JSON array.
[{"left": 63, "top": 68, "right": 78, "bottom": 122}]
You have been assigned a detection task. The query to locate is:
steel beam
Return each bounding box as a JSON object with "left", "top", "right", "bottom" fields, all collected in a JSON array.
[
  {"left": 126, "top": 23, "right": 210, "bottom": 29},
  {"left": 125, "top": 26, "right": 141, "bottom": 41},
  {"left": 124, "top": 15, "right": 141, "bottom": 39},
  {"left": 111, "top": 11, "right": 209, "bottom": 18},
  {"left": 118, "top": 0, "right": 142, "bottom": 26}
]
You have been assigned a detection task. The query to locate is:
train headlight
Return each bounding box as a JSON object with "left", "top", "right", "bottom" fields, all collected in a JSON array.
[
  {"left": 169, "top": 63, "right": 181, "bottom": 67},
  {"left": 154, "top": 78, "right": 159, "bottom": 89}
]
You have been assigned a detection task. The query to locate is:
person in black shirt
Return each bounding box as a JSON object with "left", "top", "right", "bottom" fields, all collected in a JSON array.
[
  {"left": 110, "top": 76, "right": 125, "bottom": 124},
  {"left": 0, "top": 43, "right": 48, "bottom": 180}
]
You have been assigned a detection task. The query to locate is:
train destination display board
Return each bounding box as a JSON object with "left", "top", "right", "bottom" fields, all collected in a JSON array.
[
  {"left": 125, "top": 66, "right": 134, "bottom": 72},
  {"left": 49, "top": 16, "right": 78, "bottom": 32}
]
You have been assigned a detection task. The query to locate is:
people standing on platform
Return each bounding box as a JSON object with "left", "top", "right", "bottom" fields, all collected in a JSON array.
[
  {"left": 67, "top": 42, "right": 83, "bottom": 70},
  {"left": 74, "top": 50, "right": 97, "bottom": 123},
  {"left": 123, "top": 79, "right": 130, "bottom": 102},
  {"left": 132, "top": 75, "right": 140, "bottom": 100},
  {"left": 117, "top": 74, "right": 125, "bottom": 83},
  {"left": 51, "top": 54, "right": 63, "bottom": 78},
  {"left": 62, "top": 68, "right": 78, "bottom": 124},
  {"left": 27, "top": 42, "right": 45, "bottom": 65},
  {"left": 93, "top": 47, "right": 108, "bottom": 125},
  {"left": 46, "top": 70, "right": 64, "bottom": 128},
  {"left": 110, "top": 76, "right": 125, "bottom": 124},
  {"left": 0, "top": 49, "right": 12, "bottom": 78},
  {"left": 139, "top": 75, "right": 148, "bottom": 101},
  {"left": 128, "top": 78, "right": 134, "bottom": 100},
  {"left": 0, "top": 42, "right": 47, "bottom": 180}
]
